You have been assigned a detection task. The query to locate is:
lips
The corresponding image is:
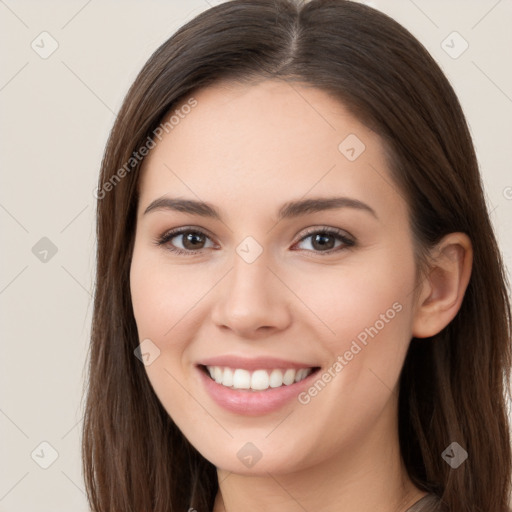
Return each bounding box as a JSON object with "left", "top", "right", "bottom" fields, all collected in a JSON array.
[{"left": 195, "top": 355, "right": 321, "bottom": 415}]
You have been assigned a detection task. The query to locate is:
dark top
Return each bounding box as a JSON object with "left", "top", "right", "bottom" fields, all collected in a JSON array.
[{"left": 405, "top": 493, "right": 441, "bottom": 512}]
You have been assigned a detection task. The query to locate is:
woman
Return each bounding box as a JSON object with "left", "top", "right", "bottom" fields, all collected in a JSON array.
[{"left": 82, "top": 1, "right": 512, "bottom": 511}]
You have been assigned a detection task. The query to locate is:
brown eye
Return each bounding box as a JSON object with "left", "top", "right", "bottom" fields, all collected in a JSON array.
[
  {"left": 156, "top": 228, "right": 215, "bottom": 255},
  {"left": 294, "top": 228, "right": 355, "bottom": 254},
  {"left": 311, "top": 233, "right": 336, "bottom": 251},
  {"left": 180, "top": 231, "right": 207, "bottom": 250}
]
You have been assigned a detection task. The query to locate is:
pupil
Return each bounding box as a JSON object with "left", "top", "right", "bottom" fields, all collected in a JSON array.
[
  {"left": 184, "top": 232, "right": 204, "bottom": 249},
  {"left": 314, "top": 233, "right": 334, "bottom": 250}
]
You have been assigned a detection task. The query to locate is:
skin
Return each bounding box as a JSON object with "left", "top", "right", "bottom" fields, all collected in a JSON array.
[{"left": 129, "top": 79, "right": 473, "bottom": 512}]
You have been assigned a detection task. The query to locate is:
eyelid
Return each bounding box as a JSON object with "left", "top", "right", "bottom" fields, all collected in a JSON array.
[{"left": 294, "top": 226, "right": 354, "bottom": 244}]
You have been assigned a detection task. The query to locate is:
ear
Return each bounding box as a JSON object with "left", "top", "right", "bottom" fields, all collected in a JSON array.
[{"left": 412, "top": 233, "right": 473, "bottom": 338}]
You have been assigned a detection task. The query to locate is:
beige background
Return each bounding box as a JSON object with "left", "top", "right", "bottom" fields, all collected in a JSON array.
[{"left": 0, "top": 0, "right": 511, "bottom": 510}]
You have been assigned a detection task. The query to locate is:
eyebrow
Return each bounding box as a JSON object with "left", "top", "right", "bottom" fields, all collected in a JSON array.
[{"left": 143, "top": 196, "right": 378, "bottom": 220}]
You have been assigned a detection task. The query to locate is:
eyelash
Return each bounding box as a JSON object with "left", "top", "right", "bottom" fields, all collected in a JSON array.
[{"left": 154, "top": 226, "right": 355, "bottom": 257}]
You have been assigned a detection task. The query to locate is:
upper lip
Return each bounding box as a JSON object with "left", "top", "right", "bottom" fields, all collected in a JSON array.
[{"left": 197, "top": 355, "right": 320, "bottom": 372}]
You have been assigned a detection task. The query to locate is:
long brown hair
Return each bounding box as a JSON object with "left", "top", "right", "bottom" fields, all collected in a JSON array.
[{"left": 82, "top": 1, "right": 512, "bottom": 510}]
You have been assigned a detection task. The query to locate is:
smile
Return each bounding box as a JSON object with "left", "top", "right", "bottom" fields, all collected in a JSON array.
[
  {"left": 204, "top": 365, "right": 315, "bottom": 391},
  {"left": 196, "top": 360, "right": 321, "bottom": 415}
]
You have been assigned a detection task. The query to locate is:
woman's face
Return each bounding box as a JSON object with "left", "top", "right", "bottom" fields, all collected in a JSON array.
[{"left": 130, "top": 79, "right": 421, "bottom": 475}]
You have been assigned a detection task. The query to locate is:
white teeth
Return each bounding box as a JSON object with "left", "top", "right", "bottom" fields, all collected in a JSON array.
[
  {"left": 283, "top": 369, "right": 296, "bottom": 385},
  {"left": 222, "top": 367, "right": 234, "bottom": 387},
  {"left": 295, "top": 368, "right": 309, "bottom": 382},
  {"left": 213, "top": 366, "right": 223, "bottom": 384},
  {"left": 205, "top": 366, "right": 314, "bottom": 391},
  {"left": 232, "top": 369, "right": 251, "bottom": 389},
  {"left": 269, "top": 369, "right": 283, "bottom": 388},
  {"left": 251, "top": 370, "right": 269, "bottom": 390}
]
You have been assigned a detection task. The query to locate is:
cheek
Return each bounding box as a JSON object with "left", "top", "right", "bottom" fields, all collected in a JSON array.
[
  {"left": 129, "top": 250, "right": 206, "bottom": 423},
  {"left": 129, "top": 249, "right": 215, "bottom": 405},
  {"left": 130, "top": 249, "right": 210, "bottom": 341},
  {"left": 291, "top": 246, "right": 416, "bottom": 352},
  {"left": 287, "top": 255, "right": 416, "bottom": 455},
  {"left": 292, "top": 245, "right": 417, "bottom": 401}
]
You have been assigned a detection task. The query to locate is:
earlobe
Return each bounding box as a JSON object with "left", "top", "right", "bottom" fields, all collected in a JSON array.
[{"left": 412, "top": 233, "right": 473, "bottom": 339}]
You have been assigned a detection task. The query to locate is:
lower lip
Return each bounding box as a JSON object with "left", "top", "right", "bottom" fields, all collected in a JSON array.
[{"left": 197, "top": 366, "right": 320, "bottom": 415}]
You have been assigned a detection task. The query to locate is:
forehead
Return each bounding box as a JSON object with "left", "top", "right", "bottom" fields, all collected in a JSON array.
[
  {"left": 137, "top": 79, "right": 404, "bottom": 222},
  {"left": 163, "top": 79, "right": 372, "bottom": 156}
]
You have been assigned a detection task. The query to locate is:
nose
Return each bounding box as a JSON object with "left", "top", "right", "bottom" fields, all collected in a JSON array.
[{"left": 210, "top": 251, "right": 292, "bottom": 338}]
